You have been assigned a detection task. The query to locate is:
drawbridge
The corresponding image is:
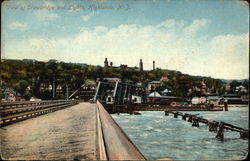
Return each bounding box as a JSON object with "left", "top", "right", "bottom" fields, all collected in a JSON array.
[{"left": 93, "top": 81, "right": 147, "bottom": 105}]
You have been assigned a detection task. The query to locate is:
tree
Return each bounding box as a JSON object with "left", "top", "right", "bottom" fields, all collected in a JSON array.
[{"left": 13, "top": 80, "right": 29, "bottom": 96}]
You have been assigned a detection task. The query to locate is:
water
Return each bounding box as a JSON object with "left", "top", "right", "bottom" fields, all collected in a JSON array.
[{"left": 112, "top": 107, "right": 249, "bottom": 160}]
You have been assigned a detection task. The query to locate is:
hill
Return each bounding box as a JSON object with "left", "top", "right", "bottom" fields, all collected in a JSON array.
[{"left": 0, "top": 59, "right": 248, "bottom": 100}]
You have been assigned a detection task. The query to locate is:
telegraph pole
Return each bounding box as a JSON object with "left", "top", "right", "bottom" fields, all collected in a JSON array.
[
  {"left": 66, "top": 84, "right": 69, "bottom": 100},
  {"left": 53, "top": 73, "right": 55, "bottom": 99}
]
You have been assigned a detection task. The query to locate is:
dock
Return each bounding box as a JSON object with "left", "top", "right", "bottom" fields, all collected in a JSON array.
[
  {"left": 165, "top": 110, "right": 249, "bottom": 140},
  {"left": 0, "top": 101, "right": 145, "bottom": 160}
]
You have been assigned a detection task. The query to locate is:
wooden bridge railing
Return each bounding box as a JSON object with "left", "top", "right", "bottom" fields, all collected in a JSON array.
[
  {"left": 96, "top": 100, "right": 145, "bottom": 160},
  {"left": 0, "top": 100, "right": 79, "bottom": 127}
]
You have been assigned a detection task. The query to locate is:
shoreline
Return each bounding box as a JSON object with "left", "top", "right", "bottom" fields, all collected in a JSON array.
[{"left": 218, "top": 104, "right": 249, "bottom": 107}]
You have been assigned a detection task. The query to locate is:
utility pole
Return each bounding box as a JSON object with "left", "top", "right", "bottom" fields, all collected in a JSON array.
[
  {"left": 66, "top": 84, "right": 69, "bottom": 100},
  {"left": 53, "top": 73, "right": 55, "bottom": 100}
]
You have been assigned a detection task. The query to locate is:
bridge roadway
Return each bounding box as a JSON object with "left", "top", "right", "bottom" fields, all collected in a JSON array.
[
  {"left": 1, "top": 102, "right": 98, "bottom": 160},
  {"left": 1, "top": 101, "right": 145, "bottom": 160}
]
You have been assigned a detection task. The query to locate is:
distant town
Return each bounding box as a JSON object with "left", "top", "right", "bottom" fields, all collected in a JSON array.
[{"left": 0, "top": 58, "right": 249, "bottom": 107}]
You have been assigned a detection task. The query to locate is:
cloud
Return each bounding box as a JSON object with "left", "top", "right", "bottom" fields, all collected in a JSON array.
[
  {"left": 184, "top": 19, "right": 210, "bottom": 34},
  {"left": 157, "top": 19, "right": 185, "bottom": 29},
  {"left": 9, "top": 21, "right": 28, "bottom": 31},
  {"left": 3, "top": 19, "right": 249, "bottom": 79}
]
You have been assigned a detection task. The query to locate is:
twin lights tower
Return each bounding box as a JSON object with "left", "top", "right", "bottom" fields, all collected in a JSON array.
[{"left": 104, "top": 58, "right": 155, "bottom": 71}]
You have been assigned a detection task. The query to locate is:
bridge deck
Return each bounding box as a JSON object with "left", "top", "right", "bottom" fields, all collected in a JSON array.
[{"left": 1, "top": 103, "right": 97, "bottom": 160}]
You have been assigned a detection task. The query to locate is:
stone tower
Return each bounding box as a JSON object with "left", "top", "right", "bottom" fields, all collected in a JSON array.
[
  {"left": 104, "top": 58, "right": 109, "bottom": 67},
  {"left": 153, "top": 61, "right": 155, "bottom": 70},
  {"left": 139, "top": 59, "right": 143, "bottom": 71}
]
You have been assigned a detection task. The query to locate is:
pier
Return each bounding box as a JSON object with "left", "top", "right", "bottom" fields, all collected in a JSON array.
[
  {"left": 0, "top": 100, "right": 145, "bottom": 160},
  {"left": 165, "top": 110, "right": 249, "bottom": 140}
]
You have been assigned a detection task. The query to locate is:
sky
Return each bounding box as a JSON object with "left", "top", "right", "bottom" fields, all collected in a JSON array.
[{"left": 1, "top": 0, "right": 249, "bottom": 79}]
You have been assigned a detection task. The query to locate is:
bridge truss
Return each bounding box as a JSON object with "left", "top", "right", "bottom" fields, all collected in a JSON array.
[{"left": 93, "top": 81, "right": 147, "bottom": 105}]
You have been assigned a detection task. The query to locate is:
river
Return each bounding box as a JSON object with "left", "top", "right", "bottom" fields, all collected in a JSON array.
[{"left": 112, "top": 107, "right": 248, "bottom": 160}]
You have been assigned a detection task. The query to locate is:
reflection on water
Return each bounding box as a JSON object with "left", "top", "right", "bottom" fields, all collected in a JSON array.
[{"left": 112, "top": 107, "right": 249, "bottom": 160}]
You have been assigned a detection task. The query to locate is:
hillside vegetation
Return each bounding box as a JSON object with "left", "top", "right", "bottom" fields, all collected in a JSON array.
[{"left": 0, "top": 59, "right": 248, "bottom": 100}]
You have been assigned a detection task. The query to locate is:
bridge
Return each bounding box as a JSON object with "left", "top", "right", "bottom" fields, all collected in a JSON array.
[
  {"left": 165, "top": 110, "right": 249, "bottom": 140},
  {"left": 0, "top": 100, "right": 145, "bottom": 160},
  {"left": 92, "top": 81, "right": 224, "bottom": 113}
]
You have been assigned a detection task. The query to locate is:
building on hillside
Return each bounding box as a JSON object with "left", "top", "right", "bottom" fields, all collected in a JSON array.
[
  {"left": 235, "top": 85, "right": 247, "bottom": 93},
  {"left": 1, "top": 86, "right": 22, "bottom": 102},
  {"left": 104, "top": 77, "right": 121, "bottom": 82},
  {"left": 206, "top": 95, "right": 222, "bottom": 106},
  {"left": 160, "top": 76, "right": 169, "bottom": 82},
  {"left": 190, "top": 81, "right": 208, "bottom": 95},
  {"left": 96, "top": 77, "right": 121, "bottom": 82},
  {"left": 147, "top": 81, "right": 161, "bottom": 93},
  {"left": 149, "top": 91, "right": 161, "bottom": 97},
  {"left": 69, "top": 82, "right": 97, "bottom": 101},
  {"left": 241, "top": 95, "right": 249, "bottom": 102},
  {"left": 191, "top": 97, "right": 207, "bottom": 105},
  {"left": 2, "top": 92, "right": 16, "bottom": 102},
  {"left": 200, "top": 81, "right": 208, "bottom": 94},
  {"left": 120, "top": 64, "right": 128, "bottom": 68},
  {"left": 225, "top": 83, "right": 231, "bottom": 91},
  {"left": 161, "top": 88, "right": 171, "bottom": 96},
  {"left": 39, "top": 83, "right": 52, "bottom": 92},
  {"left": 103, "top": 58, "right": 128, "bottom": 69},
  {"left": 56, "top": 84, "right": 63, "bottom": 96},
  {"left": 147, "top": 91, "right": 184, "bottom": 106},
  {"left": 103, "top": 58, "right": 146, "bottom": 71}
]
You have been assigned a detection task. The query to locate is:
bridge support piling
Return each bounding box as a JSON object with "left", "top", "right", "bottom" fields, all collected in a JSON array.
[
  {"left": 224, "top": 101, "right": 228, "bottom": 111},
  {"left": 240, "top": 132, "right": 248, "bottom": 139},
  {"left": 182, "top": 113, "right": 188, "bottom": 120},
  {"left": 216, "top": 122, "right": 224, "bottom": 140},
  {"left": 192, "top": 117, "right": 199, "bottom": 127},
  {"left": 174, "top": 112, "right": 178, "bottom": 118},
  {"left": 188, "top": 115, "right": 193, "bottom": 123},
  {"left": 209, "top": 122, "right": 218, "bottom": 132}
]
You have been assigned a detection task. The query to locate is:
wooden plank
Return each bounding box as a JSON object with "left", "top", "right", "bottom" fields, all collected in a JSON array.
[
  {"left": 222, "top": 121, "right": 248, "bottom": 132},
  {"left": 95, "top": 104, "right": 107, "bottom": 160},
  {"left": 97, "top": 100, "right": 145, "bottom": 160},
  {"left": 224, "top": 126, "right": 247, "bottom": 133}
]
